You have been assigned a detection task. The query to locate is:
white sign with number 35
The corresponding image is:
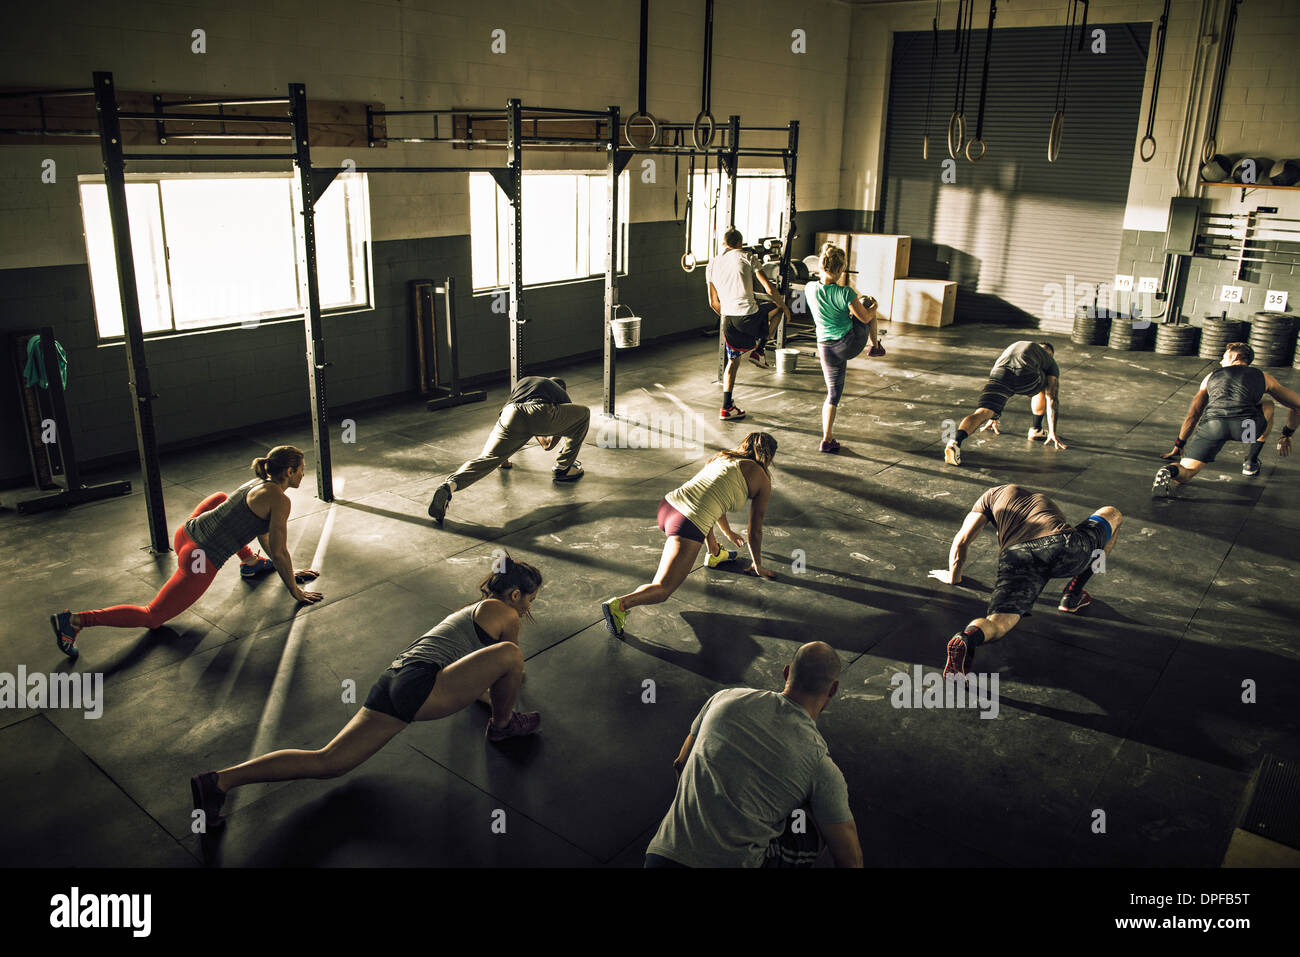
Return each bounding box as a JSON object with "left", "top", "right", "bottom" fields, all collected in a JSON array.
[{"left": 1264, "top": 289, "right": 1288, "bottom": 312}]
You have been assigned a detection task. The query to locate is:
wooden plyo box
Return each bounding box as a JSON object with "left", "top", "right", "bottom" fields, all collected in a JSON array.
[
  {"left": 893, "top": 279, "right": 957, "bottom": 327},
  {"left": 849, "top": 234, "right": 910, "bottom": 322}
]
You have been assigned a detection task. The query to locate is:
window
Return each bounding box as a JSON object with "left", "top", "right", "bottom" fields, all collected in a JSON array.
[
  {"left": 686, "top": 169, "right": 788, "bottom": 263},
  {"left": 79, "top": 172, "right": 371, "bottom": 340},
  {"left": 470, "top": 170, "right": 629, "bottom": 290}
]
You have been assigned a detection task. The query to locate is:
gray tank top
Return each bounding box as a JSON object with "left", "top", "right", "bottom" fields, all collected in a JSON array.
[
  {"left": 1205, "top": 365, "right": 1265, "bottom": 419},
  {"left": 183, "top": 480, "right": 272, "bottom": 569},
  {"left": 390, "top": 601, "right": 496, "bottom": 670}
]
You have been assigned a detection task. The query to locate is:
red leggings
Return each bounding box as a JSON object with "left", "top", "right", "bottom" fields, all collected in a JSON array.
[{"left": 78, "top": 493, "right": 257, "bottom": 630}]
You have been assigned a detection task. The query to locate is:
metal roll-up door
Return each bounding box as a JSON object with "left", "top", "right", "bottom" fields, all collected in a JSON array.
[{"left": 881, "top": 22, "right": 1151, "bottom": 332}]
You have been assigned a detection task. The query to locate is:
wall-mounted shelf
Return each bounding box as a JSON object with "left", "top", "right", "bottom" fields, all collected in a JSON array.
[{"left": 1201, "top": 180, "right": 1300, "bottom": 201}]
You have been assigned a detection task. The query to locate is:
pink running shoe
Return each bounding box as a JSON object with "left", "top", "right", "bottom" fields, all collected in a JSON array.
[
  {"left": 487, "top": 711, "right": 542, "bottom": 742},
  {"left": 944, "top": 634, "right": 974, "bottom": 677}
]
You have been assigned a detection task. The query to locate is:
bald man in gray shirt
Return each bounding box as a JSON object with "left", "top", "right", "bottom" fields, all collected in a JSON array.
[{"left": 645, "top": 641, "right": 863, "bottom": 868}]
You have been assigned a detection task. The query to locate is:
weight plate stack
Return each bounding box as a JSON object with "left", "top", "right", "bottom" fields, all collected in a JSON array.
[
  {"left": 1070, "top": 307, "right": 1109, "bottom": 345},
  {"left": 1198, "top": 315, "right": 1248, "bottom": 359},
  {"left": 1154, "top": 323, "right": 1199, "bottom": 356},
  {"left": 1249, "top": 311, "right": 1297, "bottom": 367},
  {"left": 1108, "top": 319, "right": 1149, "bottom": 351}
]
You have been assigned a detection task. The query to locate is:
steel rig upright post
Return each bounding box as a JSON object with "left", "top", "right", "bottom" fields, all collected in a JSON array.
[
  {"left": 290, "top": 82, "right": 333, "bottom": 501},
  {"left": 92, "top": 71, "right": 169, "bottom": 552},
  {"left": 506, "top": 98, "right": 525, "bottom": 388}
]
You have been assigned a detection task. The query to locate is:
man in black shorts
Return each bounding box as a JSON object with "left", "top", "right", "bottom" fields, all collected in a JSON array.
[
  {"left": 943, "top": 341, "right": 1066, "bottom": 466},
  {"left": 706, "top": 227, "right": 792, "bottom": 422},
  {"left": 1153, "top": 341, "right": 1300, "bottom": 495},
  {"left": 928, "top": 485, "right": 1122, "bottom": 676}
]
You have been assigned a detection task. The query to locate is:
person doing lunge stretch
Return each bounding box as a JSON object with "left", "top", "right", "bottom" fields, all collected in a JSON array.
[
  {"left": 601, "top": 432, "right": 777, "bottom": 638},
  {"left": 1152, "top": 341, "right": 1300, "bottom": 495},
  {"left": 428, "top": 376, "right": 588, "bottom": 525},
  {"left": 928, "top": 484, "right": 1122, "bottom": 676},
  {"left": 707, "top": 227, "right": 791, "bottom": 422},
  {"left": 803, "top": 243, "right": 885, "bottom": 453},
  {"left": 50, "top": 445, "right": 322, "bottom": 659},
  {"left": 190, "top": 558, "right": 545, "bottom": 829},
  {"left": 944, "top": 340, "right": 1065, "bottom": 466}
]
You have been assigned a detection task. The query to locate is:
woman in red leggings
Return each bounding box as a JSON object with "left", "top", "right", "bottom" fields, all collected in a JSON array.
[{"left": 49, "top": 445, "right": 322, "bottom": 659}]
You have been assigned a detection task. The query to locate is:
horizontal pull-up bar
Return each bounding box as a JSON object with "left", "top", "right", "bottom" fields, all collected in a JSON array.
[
  {"left": 124, "top": 151, "right": 298, "bottom": 160},
  {"left": 156, "top": 97, "right": 291, "bottom": 108},
  {"left": 321, "top": 165, "right": 502, "bottom": 174},
  {"left": 732, "top": 174, "right": 788, "bottom": 179},
  {"left": 519, "top": 106, "right": 610, "bottom": 117},
  {"left": 371, "top": 107, "right": 505, "bottom": 117},
  {"left": 0, "top": 87, "right": 95, "bottom": 99},
  {"left": 519, "top": 137, "right": 606, "bottom": 147},
  {"left": 119, "top": 111, "right": 293, "bottom": 123},
  {"left": 0, "top": 127, "right": 98, "bottom": 136},
  {"left": 162, "top": 133, "right": 293, "bottom": 141}
]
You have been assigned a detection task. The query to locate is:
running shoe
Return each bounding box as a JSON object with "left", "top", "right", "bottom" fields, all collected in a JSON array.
[
  {"left": 720, "top": 406, "right": 747, "bottom": 421},
  {"left": 50, "top": 610, "right": 79, "bottom": 660},
  {"left": 487, "top": 711, "right": 542, "bottom": 742},
  {"left": 554, "top": 462, "right": 585, "bottom": 482},
  {"left": 1027, "top": 427, "right": 1048, "bottom": 441},
  {"left": 500, "top": 459, "right": 512, "bottom": 470},
  {"left": 1242, "top": 459, "right": 1261, "bottom": 477},
  {"left": 867, "top": 342, "right": 886, "bottom": 357},
  {"left": 705, "top": 547, "right": 739, "bottom": 568},
  {"left": 748, "top": 350, "right": 770, "bottom": 369},
  {"left": 1058, "top": 588, "right": 1092, "bottom": 613},
  {"left": 819, "top": 439, "right": 840, "bottom": 453},
  {"left": 427, "top": 482, "right": 452, "bottom": 524},
  {"left": 944, "top": 634, "right": 974, "bottom": 677},
  {"left": 240, "top": 556, "right": 276, "bottom": 579},
  {"left": 601, "top": 597, "right": 627, "bottom": 638},
  {"left": 190, "top": 771, "right": 227, "bottom": 828},
  {"left": 1151, "top": 466, "right": 1175, "bottom": 498},
  {"left": 944, "top": 440, "right": 962, "bottom": 466}
]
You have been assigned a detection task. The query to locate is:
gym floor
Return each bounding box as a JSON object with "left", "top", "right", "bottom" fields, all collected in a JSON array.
[{"left": 2, "top": 321, "right": 1297, "bottom": 867}]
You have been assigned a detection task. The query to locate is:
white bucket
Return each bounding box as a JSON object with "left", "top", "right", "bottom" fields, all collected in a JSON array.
[
  {"left": 775, "top": 348, "right": 799, "bottom": 373},
  {"left": 611, "top": 316, "right": 641, "bottom": 349}
]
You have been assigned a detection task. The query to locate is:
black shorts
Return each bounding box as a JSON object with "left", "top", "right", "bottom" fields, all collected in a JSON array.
[
  {"left": 988, "top": 520, "right": 1109, "bottom": 617},
  {"left": 977, "top": 369, "right": 1043, "bottom": 417},
  {"left": 1183, "top": 414, "right": 1267, "bottom": 464},
  {"left": 364, "top": 661, "right": 441, "bottom": 723},
  {"left": 723, "top": 304, "right": 776, "bottom": 354}
]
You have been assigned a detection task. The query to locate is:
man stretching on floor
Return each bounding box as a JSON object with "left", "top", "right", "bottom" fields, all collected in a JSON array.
[
  {"left": 428, "top": 376, "right": 588, "bottom": 525},
  {"left": 929, "top": 484, "right": 1122, "bottom": 676},
  {"left": 706, "top": 227, "right": 791, "bottom": 422},
  {"left": 944, "top": 341, "right": 1066, "bottom": 466},
  {"left": 644, "top": 641, "right": 863, "bottom": 868},
  {"left": 1153, "top": 341, "right": 1300, "bottom": 495}
]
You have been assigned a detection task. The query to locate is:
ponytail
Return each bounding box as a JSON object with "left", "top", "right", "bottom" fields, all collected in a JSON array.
[
  {"left": 479, "top": 553, "right": 544, "bottom": 618},
  {"left": 251, "top": 445, "right": 305, "bottom": 481},
  {"left": 713, "top": 431, "right": 778, "bottom": 473},
  {"left": 819, "top": 242, "right": 847, "bottom": 280}
]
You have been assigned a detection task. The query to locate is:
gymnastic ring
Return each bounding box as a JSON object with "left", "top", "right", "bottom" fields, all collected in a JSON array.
[
  {"left": 1200, "top": 137, "right": 1217, "bottom": 166},
  {"left": 1047, "top": 110, "right": 1064, "bottom": 164},
  {"left": 625, "top": 111, "right": 660, "bottom": 149},
  {"left": 1139, "top": 134, "right": 1157, "bottom": 163},
  {"left": 681, "top": 251, "right": 698, "bottom": 272},
  {"left": 965, "top": 137, "right": 987, "bottom": 162},
  {"left": 692, "top": 110, "right": 716, "bottom": 151},
  {"left": 947, "top": 111, "right": 965, "bottom": 160},
  {"left": 922, "top": 133, "right": 930, "bottom": 161}
]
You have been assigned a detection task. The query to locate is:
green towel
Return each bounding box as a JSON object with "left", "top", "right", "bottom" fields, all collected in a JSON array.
[{"left": 23, "top": 334, "right": 68, "bottom": 390}]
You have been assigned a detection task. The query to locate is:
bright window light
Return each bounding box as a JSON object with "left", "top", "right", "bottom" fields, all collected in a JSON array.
[
  {"left": 684, "top": 169, "right": 787, "bottom": 263},
  {"left": 78, "top": 173, "right": 371, "bottom": 339},
  {"left": 470, "top": 170, "right": 629, "bottom": 291}
]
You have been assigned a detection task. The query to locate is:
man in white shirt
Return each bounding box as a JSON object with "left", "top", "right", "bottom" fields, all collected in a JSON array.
[{"left": 706, "top": 228, "right": 791, "bottom": 421}]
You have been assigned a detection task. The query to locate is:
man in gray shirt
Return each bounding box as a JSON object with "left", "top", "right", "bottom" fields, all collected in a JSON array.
[
  {"left": 644, "top": 641, "right": 863, "bottom": 868},
  {"left": 944, "top": 340, "right": 1067, "bottom": 466}
]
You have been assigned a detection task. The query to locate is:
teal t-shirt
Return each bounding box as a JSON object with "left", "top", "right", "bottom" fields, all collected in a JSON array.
[{"left": 806, "top": 281, "right": 859, "bottom": 342}]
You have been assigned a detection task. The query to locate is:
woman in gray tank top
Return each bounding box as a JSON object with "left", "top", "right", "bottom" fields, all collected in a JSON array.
[
  {"left": 50, "top": 445, "right": 322, "bottom": 659},
  {"left": 190, "top": 557, "right": 545, "bottom": 830}
]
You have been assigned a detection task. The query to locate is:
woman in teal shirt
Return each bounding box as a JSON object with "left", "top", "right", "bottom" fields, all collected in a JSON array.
[{"left": 803, "top": 243, "right": 884, "bottom": 452}]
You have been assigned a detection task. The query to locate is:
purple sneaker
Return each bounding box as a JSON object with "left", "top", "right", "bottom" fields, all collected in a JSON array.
[{"left": 487, "top": 711, "right": 542, "bottom": 742}]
